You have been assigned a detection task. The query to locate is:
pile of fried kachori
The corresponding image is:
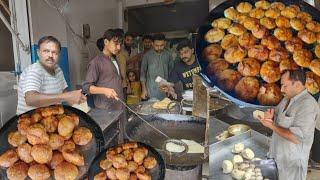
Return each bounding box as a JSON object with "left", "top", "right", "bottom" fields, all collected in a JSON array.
[
  {"left": 94, "top": 142, "right": 157, "bottom": 180},
  {"left": 205, "top": 0, "right": 320, "bottom": 105},
  {"left": 0, "top": 105, "right": 93, "bottom": 180}
]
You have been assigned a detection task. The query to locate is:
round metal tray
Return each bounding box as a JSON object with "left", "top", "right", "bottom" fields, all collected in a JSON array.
[
  {"left": 0, "top": 105, "right": 105, "bottom": 180},
  {"left": 88, "top": 142, "right": 166, "bottom": 180},
  {"left": 196, "top": 0, "right": 320, "bottom": 109}
]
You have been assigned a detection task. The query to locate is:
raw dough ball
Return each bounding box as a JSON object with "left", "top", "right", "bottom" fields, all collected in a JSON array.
[
  {"left": 242, "top": 148, "right": 255, "bottom": 160},
  {"left": 231, "top": 169, "right": 245, "bottom": 180},
  {"left": 165, "top": 142, "right": 185, "bottom": 153},
  {"left": 222, "top": 160, "right": 233, "bottom": 174},
  {"left": 232, "top": 143, "right": 245, "bottom": 154},
  {"left": 232, "top": 155, "right": 244, "bottom": 165}
]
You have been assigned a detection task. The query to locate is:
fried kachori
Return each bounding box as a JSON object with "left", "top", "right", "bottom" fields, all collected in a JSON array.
[
  {"left": 72, "top": 127, "right": 92, "bottom": 146},
  {"left": 237, "top": 58, "right": 261, "bottom": 77},
  {"left": 235, "top": 77, "right": 260, "bottom": 102},
  {"left": 54, "top": 161, "right": 79, "bottom": 180},
  {"left": 260, "top": 61, "right": 281, "bottom": 83}
]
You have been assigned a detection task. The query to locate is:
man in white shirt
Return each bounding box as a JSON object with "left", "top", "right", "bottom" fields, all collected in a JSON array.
[{"left": 16, "top": 36, "right": 86, "bottom": 114}]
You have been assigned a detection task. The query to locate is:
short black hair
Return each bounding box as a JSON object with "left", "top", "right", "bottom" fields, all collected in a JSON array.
[
  {"left": 176, "top": 39, "right": 193, "bottom": 51},
  {"left": 142, "top": 35, "right": 153, "bottom": 41},
  {"left": 96, "top": 38, "right": 104, "bottom": 51},
  {"left": 114, "top": 28, "right": 125, "bottom": 39},
  {"left": 124, "top": 32, "right": 134, "bottom": 38},
  {"left": 284, "top": 69, "right": 306, "bottom": 85},
  {"left": 103, "top": 29, "right": 121, "bottom": 41},
  {"left": 152, "top": 33, "right": 166, "bottom": 41},
  {"left": 38, "top": 36, "right": 61, "bottom": 51}
]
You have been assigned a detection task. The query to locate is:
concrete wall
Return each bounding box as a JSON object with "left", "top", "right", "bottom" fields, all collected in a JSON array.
[{"left": 28, "top": 0, "right": 120, "bottom": 88}]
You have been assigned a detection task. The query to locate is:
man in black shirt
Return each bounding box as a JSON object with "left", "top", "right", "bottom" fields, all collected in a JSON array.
[{"left": 161, "top": 40, "right": 201, "bottom": 99}]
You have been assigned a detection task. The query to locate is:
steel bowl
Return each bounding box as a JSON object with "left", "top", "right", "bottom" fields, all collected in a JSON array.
[{"left": 228, "top": 124, "right": 250, "bottom": 136}]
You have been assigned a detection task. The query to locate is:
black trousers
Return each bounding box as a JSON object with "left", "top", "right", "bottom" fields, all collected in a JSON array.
[{"left": 311, "top": 128, "right": 320, "bottom": 162}]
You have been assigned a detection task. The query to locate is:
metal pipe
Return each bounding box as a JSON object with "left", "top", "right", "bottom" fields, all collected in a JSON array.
[{"left": 0, "top": 7, "right": 29, "bottom": 53}]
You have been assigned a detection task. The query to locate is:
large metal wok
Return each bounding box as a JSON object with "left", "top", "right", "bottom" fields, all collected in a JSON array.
[
  {"left": 196, "top": 0, "right": 320, "bottom": 109},
  {"left": 0, "top": 105, "right": 105, "bottom": 179},
  {"left": 125, "top": 114, "right": 207, "bottom": 167}
]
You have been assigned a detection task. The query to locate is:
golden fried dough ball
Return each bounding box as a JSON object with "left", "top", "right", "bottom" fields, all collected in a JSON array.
[
  {"left": 249, "top": 8, "right": 265, "bottom": 19},
  {"left": 135, "top": 165, "right": 146, "bottom": 173},
  {"left": 94, "top": 171, "right": 107, "bottom": 180},
  {"left": 0, "top": 149, "right": 18, "bottom": 168},
  {"left": 317, "top": 32, "right": 320, "bottom": 44},
  {"left": 31, "top": 144, "right": 53, "bottom": 164},
  {"left": 138, "top": 147, "right": 148, "bottom": 156},
  {"left": 116, "top": 168, "right": 130, "bottom": 180},
  {"left": 255, "top": 1, "right": 270, "bottom": 10},
  {"left": 224, "top": 46, "right": 247, "bottom": 63},
  {"left": 107, "top": 167, "right": 117, "bottom": 180},
  {"left": 55, "top": 105, "right": 64, "bottom": 115},
  {"left": 130, "top": 173, "right": 138, "bottom": 180},
  {"left": 8, "top": 131, "right": 27, "bottom": 147},
  {"left": 49, "top": 134, "right": 65, "bottom": 150},
  {"left": 26, "top": 124, "right": 49, "bottom": 145},
  {"left": 252, "top": 24, "right": 268, "bottom": 39},
  {"left": 122, "top": 142, "right": 138, "bottom": 150},
  {"left": 28, "top": 163, "right": 50, "bottom": 180},
  {"left": 298, "top": 29, "right": 317, "bottom": 44},
  {"left": 237, "top": 58, "right": 261, "bottom": 77},
  {"left": 269, "top": 47, "right": 289, "bottom": 63},
  {"left": 61, "top": 133, "right": 73, "bottom": 141},
  {"left": 260, "top": 61, "right": 281, "bottom": 83},
  {"left": 133, "top": 149, "right": 146, "bottom": 165},
  {"left": 31, "top": 112, "right": 42, "bottom": 124},
  {"left": 310, "top": 59, "right": 320, "bottom": 77},
  {"left": 236, "top": 13, "right": 249, "bottom": 25},
  {"left": 248, "top": 45, "right": 269, "bottom": 62},
  {"left": 69, "top": 114, "right": 80, "bottom": 127},
  {"left": 17, "top": 117, "right": 31, "bottom": 136},
  {"left": 206, "top": 59, "right": 229, "bottom": 76},
  {"left": 49, "top": 151, "right": 64, "bottom": 169},
  {"left": 217, "top": 69, "right": 242, "bottom": 92},
  {"left": 40, "top": 107, "right": 55, "bottom": 117},
  {"left": 123, "top": 149, "right": 134, "bottom": 161},
  {"left": 306, "top": 21, "right": 320, "bottom": 33},
  {"left": 236, "top": 2, "right": 252, "bottom": 13},
  {"left": 202, "top": 44, "right": 222, "bottom": 62},
  {"left": 111, "top": 154, "right": 128, "bottom": 168},
  {"left": 143, "top": 156, "right": 157, "bottom": 169},
  {"left": 54, "top": 161, "right": 79, "bottom": 180},
  {"left": 221, "top": 34, "right": 239, "bottom": 50},
  {"left": 285, "top": 37, "right": 303, "bottom": 53},
  {"left": 62, "top": 149, "right": 84, "bottom": 166},
  {"left": 265, "top": 8, "right": 280, "bottom": 19},
  {"left": 274, "top": 27, "right": 292, "bottom": 41},
  {"left": 243, "top": 17, "right": 260, "bottom": 31},
  {"left": 115, "top": 146, "right": 124, "bottom": 154},
  {"left": 305, "top": 71, "right": 320, "bottom": 94},
  {"left": 224, "top": 7, "right": 239, "bottom": 21},
  {"left": 58, "top": 115, "right": 75, "bottom": 137},
  {"left": 289, "top": 5, "right": 300, "bottom": 11},
  {"left": 293, "top": 49, "right": 313, "bottom": 67},
  {"left": 41, "top": 116, "right": 58, "bottom": 133},
  {"left": 257, "top": 83, "right": 282, "bottom": 106},
  {"left": 212, "top": 18, "right": 231, "bottom": 29},
  {"left": 235, "top": 77, "right": 260, "bottom": 101},
  {"left": 100, "top": 158, "right": 113, "bottom": 170},
  {"left": 7, "top": 161, "right": 29, "bottom": 180},
  {"left": 275, "top": 16, "right": 290, "bottom": 28},
  {"left": 17, "top": 143, "right": 33, "bottom": 163},
  {"left": 281, "top": 6, "right": 298, "bottom": 19},
  {"left": 205, "top": 28, "right": 225, "bottom": 43},
  {"left": 261, "top": 35, "right": 281, "bottom": 50},
  {"left": 315, "top": 44, "right": 320, "bottom": 58},
  {"left": 270, "top": 2, "right": 285, "bottom": 11},
  {"left": 260, "top": 17, "right": 276, "bottom": 29},
  {"left": 280, "top": 59, "right": 299, "bottom": 73},
  {"left": 72, "top": 127, "right": 92, "bottom": 146},
  {"left": 290, "top": 18, "right": 305, "bottom": 31},
  {"left": 227, "top": 23, "right": 247, "bottom": 36},
  {"left": 127, "top": 161, "right": 138, "bottom": 172},
  {"left": 136, "top": 172, "right": 151, "bottom": 180},
  {"left": 238, "top": 33, "right": 256, "bottom": 48},
  {"left": 297, "top": 12, "right": 312, "bottom": 22}
]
